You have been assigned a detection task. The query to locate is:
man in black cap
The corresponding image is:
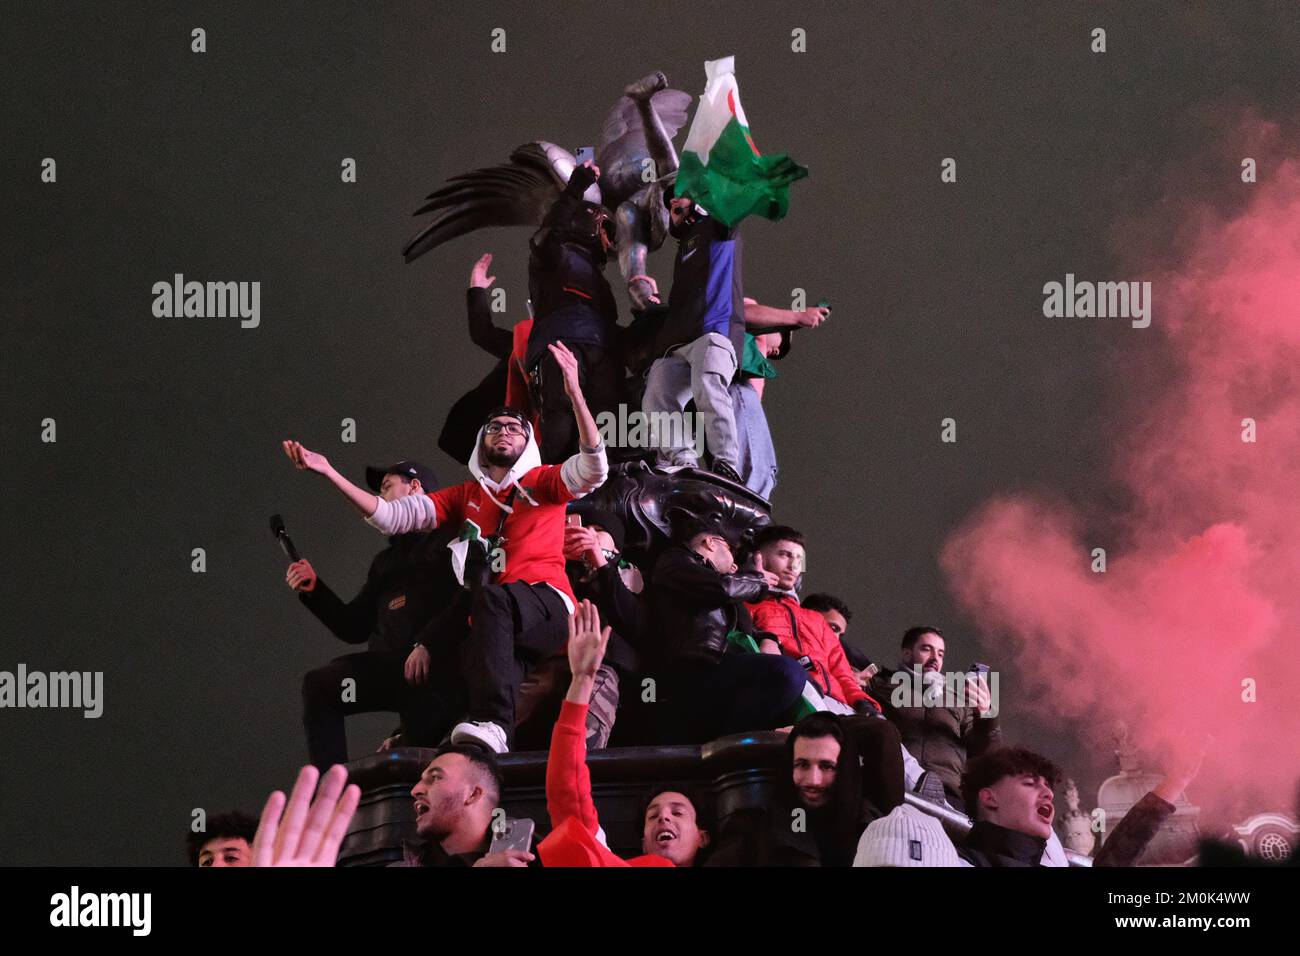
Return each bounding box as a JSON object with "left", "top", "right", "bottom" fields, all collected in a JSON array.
[{"left": 285, "top": 459, "right": 464, "bottom": 769}]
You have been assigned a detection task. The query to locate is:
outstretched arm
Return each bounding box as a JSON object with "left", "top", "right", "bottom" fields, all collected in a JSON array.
[
  {"left": 282, "top": 440, "right": 378, "bottom": 517},
  {"left": 282, "top": 440, "right": 438, "bottom": 534},
  {"left": 544, "top": 602, "right": 611, "bottom": 834},
  {"left": 466, "top": 253, "right": 512, "bottom": 359},
  {"left": 744, "top": 298, "right": 830, "bottom": 330}
]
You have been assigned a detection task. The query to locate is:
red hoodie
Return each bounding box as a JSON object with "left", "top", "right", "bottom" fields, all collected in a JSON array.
[
  {"left": 537, "top": 701, "right": 674, "bottom": 868},
  {"left": 748, "top": 593, "right": 880, "bottom": 710}
]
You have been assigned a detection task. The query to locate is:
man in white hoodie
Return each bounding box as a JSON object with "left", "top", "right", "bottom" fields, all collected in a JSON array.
[{"left": 283, "top": 342, "right": 608, "bottom": 753}]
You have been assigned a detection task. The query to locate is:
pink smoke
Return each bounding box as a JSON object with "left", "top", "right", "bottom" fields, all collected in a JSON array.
[{"left": 942, "top": 112, "right": 1300, "bottom": 826}]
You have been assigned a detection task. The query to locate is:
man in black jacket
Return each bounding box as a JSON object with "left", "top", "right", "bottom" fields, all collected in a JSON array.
[
  {"left": 645, "top": 515, "right": 806, "bottom": 743},
  {"left": 562, "top": 509, "right": 645, "bottom": 748},
  {"left": 526, "top": 161, "right": 626, "bottom": 463},
  {"left": 286, "top": 460, "right": 463, "bottom": 769},
  {"left": 959, "top": 744, "right": 1204, "bottom": 867}
]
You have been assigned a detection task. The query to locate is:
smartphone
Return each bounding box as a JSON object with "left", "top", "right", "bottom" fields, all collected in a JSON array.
[
  {"left": 969, "top": 662, "right": 990, "bottom": 679},
  {"left": 566, "top": 514, "right": 582, "bottom": 529},
  {"left": 488, "top": 817, "right": 535, "bottom": 856},
  {"left": 573, "top": 146, "right": 595, "bottom": 166}
]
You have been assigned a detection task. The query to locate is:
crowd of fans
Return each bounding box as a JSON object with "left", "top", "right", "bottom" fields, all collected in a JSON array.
[{"left": 193, "top": 164, "right": 1199, "bottom": 869}]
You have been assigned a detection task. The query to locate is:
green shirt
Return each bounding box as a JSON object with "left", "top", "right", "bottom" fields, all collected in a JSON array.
[{"left": 740, "top": 334, "right": 778, "bottom": 381}]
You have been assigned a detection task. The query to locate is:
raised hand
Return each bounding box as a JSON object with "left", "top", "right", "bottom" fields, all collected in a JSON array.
[
  {"left": 282, "top": 440, "right": 331, "bottom": 475},
  {"left": 470, "top": 253, "right": 496, "bottom": 289},
  {"left": 566, "top": 599, "right": 611, "bottom": 681},
  {"left": 252, "top": 765, "right": 361, "bottom": 867},
  {"left": 547, "top": 341, "right": 583, "bottom": 402}
]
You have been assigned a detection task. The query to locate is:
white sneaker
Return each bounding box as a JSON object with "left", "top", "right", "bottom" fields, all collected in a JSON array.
[{"left": 451, "top": 720, "right": 509, "bottom": 754}]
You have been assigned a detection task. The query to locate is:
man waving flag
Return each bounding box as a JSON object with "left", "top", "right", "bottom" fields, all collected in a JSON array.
[{"left": 673, "top": 55, "right": 808, "bottom": 227}]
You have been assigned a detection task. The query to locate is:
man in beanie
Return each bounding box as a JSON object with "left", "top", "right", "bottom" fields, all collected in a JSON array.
[
  {"left": 283, "top": 341, "right": 608, "bottom": 754},
  {"left": 285, "top": 459, "right": 464, "bottom": 768},
  {"left": 854, "top": 804, "right": 961, "bottom": 867}
]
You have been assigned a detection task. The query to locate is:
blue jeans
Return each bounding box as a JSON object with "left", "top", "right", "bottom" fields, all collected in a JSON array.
[{"left": 731, "top": 382, "right": 777, "bottom": 500}]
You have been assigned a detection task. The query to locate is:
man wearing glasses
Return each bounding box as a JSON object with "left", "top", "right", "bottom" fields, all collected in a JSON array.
[{"left": 283, "top": 341, "right": 608, "bottom": 754}]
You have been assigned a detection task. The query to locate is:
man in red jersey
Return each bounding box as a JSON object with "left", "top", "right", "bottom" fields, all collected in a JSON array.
[{"left": 283, "top": 341, "right": 608, "bottom": 754}]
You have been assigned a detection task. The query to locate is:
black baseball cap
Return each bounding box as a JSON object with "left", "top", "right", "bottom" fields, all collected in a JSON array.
[{"left": 365, "top": 460, "right": 438, "bottom": 494}]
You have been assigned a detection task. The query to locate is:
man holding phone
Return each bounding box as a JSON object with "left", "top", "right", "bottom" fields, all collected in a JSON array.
[
  {"left": 868, "top": 625, "right": 1001, "bottom": 812},
  {"left": 399, "top": 745, "right": 537, "bottom": 867}
]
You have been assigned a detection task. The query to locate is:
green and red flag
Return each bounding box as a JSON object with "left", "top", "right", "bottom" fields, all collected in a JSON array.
[{"left": 674, "top": 55, "right": 808, "bottom": 227}]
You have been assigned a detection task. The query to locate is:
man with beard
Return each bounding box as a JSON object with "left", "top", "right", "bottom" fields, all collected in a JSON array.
[
  {"left": 868, "top": 625, "right": 1000, "bottom": 812},
  {"left": 282, "top": 341, "right": 608, "bottom": 754},
  {"left": 401, "top": 746, "right": 535, "bottom": 867},
  {"left": 538, "top": 600, "right": 709, "bottom": 867},
  {"left": 526, "top": 161, "right": 626, "bottom": 464},
  {"left": 641, "top": 189, "right": 828, "bottom": 482},
  {"left": 705, "top": 712, "right": 902, "bottom": 867}
]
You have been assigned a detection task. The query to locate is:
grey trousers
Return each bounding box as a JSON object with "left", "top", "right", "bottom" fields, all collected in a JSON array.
[{"left": 642, "top": 332, "right": 740, "bottom": 468}]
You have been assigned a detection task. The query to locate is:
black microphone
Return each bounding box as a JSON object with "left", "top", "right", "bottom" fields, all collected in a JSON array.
[{"left": 269, "top": 514, "right": 301, "bottom": 562}]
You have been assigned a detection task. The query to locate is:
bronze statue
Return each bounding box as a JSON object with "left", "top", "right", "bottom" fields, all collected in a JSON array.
[{"left": 403, "top": 73, "right": 691, "bottom": 311}]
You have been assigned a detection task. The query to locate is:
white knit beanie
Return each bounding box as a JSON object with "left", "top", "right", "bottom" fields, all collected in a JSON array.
[{"left": 853, "top": 804, "right": 961, "bottom": 867}]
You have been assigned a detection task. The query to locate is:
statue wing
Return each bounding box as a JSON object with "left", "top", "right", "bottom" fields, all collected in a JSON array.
[
  {"left": 401, "top": 143, "right": 563, "bottom": 263},
  {"left": 594, "top": 88, "right": 692, "bottom": 209}
]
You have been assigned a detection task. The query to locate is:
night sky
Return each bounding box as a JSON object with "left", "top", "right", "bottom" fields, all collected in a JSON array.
[{"left": 4, "top": 1, "right": 1297, "bottom": 864}]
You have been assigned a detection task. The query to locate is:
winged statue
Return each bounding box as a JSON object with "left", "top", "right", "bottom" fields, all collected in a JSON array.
[{"left": 402, "top": 72, "right": 691, "bottom": 311}]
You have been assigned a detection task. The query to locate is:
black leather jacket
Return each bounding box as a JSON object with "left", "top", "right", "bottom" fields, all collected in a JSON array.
[
  {"left": 647, "top": 544, "right": 770, "bottom": 667},
  {"left": 957, "top": 822, "right": 1047, "bottom": 867},
  {"left": 298, "top": 529, "right": 458, "bottom": 655}
]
